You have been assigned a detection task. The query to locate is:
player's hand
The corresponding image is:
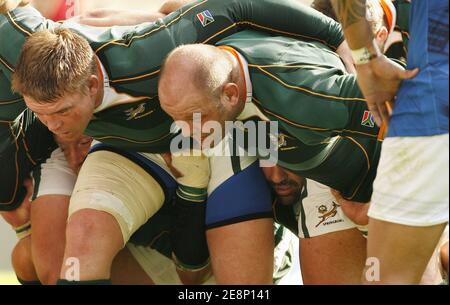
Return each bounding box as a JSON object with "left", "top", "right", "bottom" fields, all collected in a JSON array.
[
  {"left": 355, "top": 55, "right": 419, "bottom": 127},
  {"left": 336, "top": 40, "right": 356, "bottom": 74},
  {"left": 331, "top": 189, "right": 369, "bottom": 226},
  {"left": 0, "top": 178, "right": 33, "bottom": 227}
]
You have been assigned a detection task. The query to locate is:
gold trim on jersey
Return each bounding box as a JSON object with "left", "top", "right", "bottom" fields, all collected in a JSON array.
[
  {"left": 279, "top": 146, "right": 298, "bottom": 152},
  {"left": 0, "top": 97, "right": 22, "bottom": 105},
  {"left": 344, "top": 136, "right": 371, "bottom": 200},
  {"left": 0, "top": 55, "right": 14, "bottom": 72},
  {"left": 7, "top": 11, "right": 32, "bottom": 36},
  {"left": 99, "top": 2, "right": 341, "bottom": 82},
  {"left": 252, "top": 97, "right": 332, "bottom": 132},
  {"left": 252, "top": 94, "right": 378, "bottom": 139},
  {"left": 249, "top": 65, "right": 366, "bottom": 102},
  {"left": 1, "top": 123, "right": 20, "bottom": 205},
  {"left": 231, "top": 21, "right": 338, "bottom": 51},
  {"left": 93, "top": 132, "right": 172, "bottom": 145},
  {"left": 19, "top": 127, "right": 37, "bottom": 166},
  {"left": 248, "top": 63, "right": 336, "bottom": 70}
]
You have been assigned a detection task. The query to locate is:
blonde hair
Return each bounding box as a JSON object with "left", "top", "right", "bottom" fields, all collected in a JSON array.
[
  {"left": 366, "top": 0, "right": 387, "bottom": 34},
  {"left": 12, "top": 28, "right": 97, "bottom": 102}
]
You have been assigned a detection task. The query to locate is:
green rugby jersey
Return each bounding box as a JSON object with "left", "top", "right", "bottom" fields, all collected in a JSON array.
[
  {"left": 1, "top": 0, "right": 344, "bottom": 152},
  {"left": 217, "top": 30, "right": 382, "bottom": 202},
  {"left": 0, "top": 0, "right": 345, "bottom": 206}
]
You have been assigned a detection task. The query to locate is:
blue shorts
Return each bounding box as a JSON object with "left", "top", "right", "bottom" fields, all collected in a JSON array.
[
  {"left": 206, "top": 161, "right": 273, "bottom": 229},
  {"left": 90, "top": 144, "right": 273, "bottom": 232},
  {"left": 388, "top": 0, "right": 449, "bottom": 137}
]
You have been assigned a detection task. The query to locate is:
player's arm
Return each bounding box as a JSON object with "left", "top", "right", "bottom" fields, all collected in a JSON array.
[
  {"left": 163, "top": 152, "right": 212, "bottom": 285},
  {"left": 0, "top": 70, "right": 31, "bottom": 210},
  {"left": 0, "top": 71, "right": 26, "bottom": 120},
  {"left": 331, "top": 0, "right": 373, "bottom": 51},
  {"left": 0, "top": 5, "right": 60, "bottom": 81},
  {"left": 331, "top": 0, "right": 418, "bottom": 127},
  {"left": 164, "top": 0, "right": 345, "bottom": 50},
  {"left": 1, "top": 178, "right": 32, "bottom": 240}
]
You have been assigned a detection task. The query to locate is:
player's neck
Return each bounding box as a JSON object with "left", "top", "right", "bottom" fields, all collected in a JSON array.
[{"left": 220, "top": 47, "right": 248, "bottom": 105}]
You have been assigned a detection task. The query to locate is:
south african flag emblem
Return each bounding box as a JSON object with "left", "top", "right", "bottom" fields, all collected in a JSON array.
[
  {"left": 361, "top": 110, "right": 375, "bottom": 128},
  {"left": 197, "top": 10, "right": 215, "bottom": 27}
]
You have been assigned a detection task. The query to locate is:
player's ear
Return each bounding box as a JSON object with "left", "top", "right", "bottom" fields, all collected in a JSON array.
[
  {"left": 222, "top": 82, "right": 240, "bottom": 107},
  {"left": 376, "top": 26, "right": 389, "bottom": 48},
  {"left": 87, "top": 74, "right": 100, "bottom": 97}
]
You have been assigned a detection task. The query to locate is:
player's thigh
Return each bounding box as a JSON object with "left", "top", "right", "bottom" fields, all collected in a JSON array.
[
  {"left": 207, "top": 156, "right": 274, "bottom": 284},
  {"left": 365, "top": 218, "right": 447, "bottom": 284},
  {"left": 69, "top": 148, "right": 166, "bottom": 245},
  {"left": 31, "top": 195, "right": 69, "bottom": 284},
  {"left": 300, "top": 229, "right": 366, "bottom": 284},
  {"left": 207, "top": 218, "right": 274, "bottom": 284},
  {"left": 297, "top": 180, "right": 367, "bottom": 284}
]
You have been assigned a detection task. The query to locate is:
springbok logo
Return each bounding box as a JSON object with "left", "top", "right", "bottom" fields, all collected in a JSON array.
[
  {"left": 125, "top": 103, "right": 147, "bottom": 120},
  {"left": 315, "top": 202, "right": 340, "bottom": 227}
]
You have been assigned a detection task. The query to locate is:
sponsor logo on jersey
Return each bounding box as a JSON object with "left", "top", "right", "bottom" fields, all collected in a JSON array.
[
  {"left": 197, "top": 10, "right": 215, "bottom": 27},
  {"left": 361, "top": 110, "right": 375, "bottom": 128},
  {"left": 124, "top": 103, "right": 147, "bottom": 120},
  {"left": 315, "top": 202, "right": 341, "bottom": 227}
]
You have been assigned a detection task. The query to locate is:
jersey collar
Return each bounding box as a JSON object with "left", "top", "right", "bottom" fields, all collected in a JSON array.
[{"left": 217, "top": 46, "right": 253, "bottom": 104}]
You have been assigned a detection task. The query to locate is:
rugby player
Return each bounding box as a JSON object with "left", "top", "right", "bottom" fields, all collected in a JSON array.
[
  {"left": 2, "top": 0, "right": 349, "bottom": 284},
  {"left": 332, "top": 0, "right": 448, "bottom": 284}
]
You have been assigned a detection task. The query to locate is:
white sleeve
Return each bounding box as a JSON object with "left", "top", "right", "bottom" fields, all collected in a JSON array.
[{"left": 33, "top": 148, "right": 77, "bottom": 198}]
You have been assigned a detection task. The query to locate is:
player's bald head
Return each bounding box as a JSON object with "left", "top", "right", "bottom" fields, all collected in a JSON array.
[
  {"left": 159, "top": 44, "right": 235, "bottom": 110},
  {"left": 159, "top": 44, "right": 245, "bottom": 144}
]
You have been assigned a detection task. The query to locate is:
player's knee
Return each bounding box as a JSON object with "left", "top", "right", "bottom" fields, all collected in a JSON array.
[
  {"left": 33, "top": 256, "right": 61, "bottom": 285},
  {"left": 66, "top": 209, "right": 123, "bottom": 256},
  {"left": 65, "top": 211, "right": 104, "bottom": 253},
  {"left": 37, "top": 269, "right": 59, "bottom": 285},
  {"left": 11, "top": 237, "right": 36, "bottom": 281}
]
